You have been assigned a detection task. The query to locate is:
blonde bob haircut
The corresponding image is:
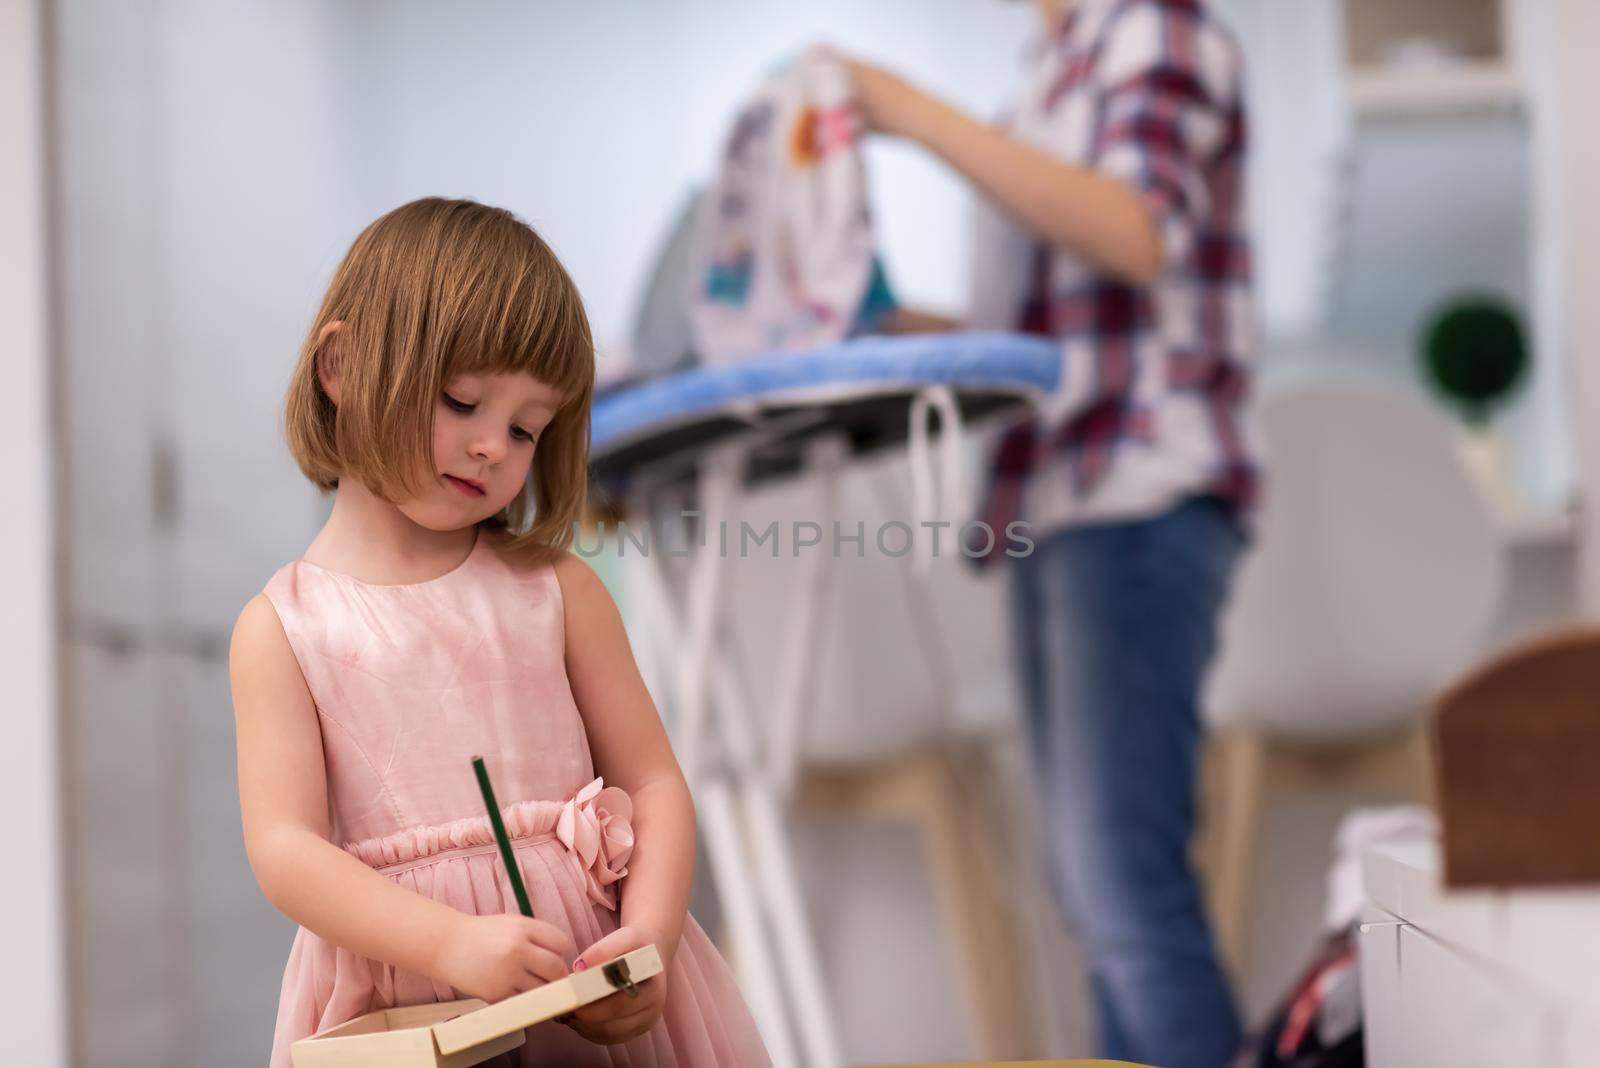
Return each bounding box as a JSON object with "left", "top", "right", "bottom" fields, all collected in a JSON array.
[{"left": 284, "top": 197, "right": 594, "bottom": 566}]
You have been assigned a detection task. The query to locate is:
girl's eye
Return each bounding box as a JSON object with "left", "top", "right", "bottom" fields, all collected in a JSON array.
[{"left": 444, "top": 389, "right": 536, "bottom": 444}]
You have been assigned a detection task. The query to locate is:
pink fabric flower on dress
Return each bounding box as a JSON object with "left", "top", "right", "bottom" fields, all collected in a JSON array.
[{"left": 555, "top": 777, "right": 635, "bottom": 910}]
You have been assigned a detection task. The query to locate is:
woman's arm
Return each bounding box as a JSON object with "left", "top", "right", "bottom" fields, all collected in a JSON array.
[
  {"left": 879, "top": 306, "right": 966, "bottom": 334},
  {"left": 553, "top": 555, "right": 694, "bottom": 963},
  {"left": 231, "top": 594, "right": 467, "bottom": 979},
  {"left": 843, "top": 56, "right": 1163, "bottom": 286}
]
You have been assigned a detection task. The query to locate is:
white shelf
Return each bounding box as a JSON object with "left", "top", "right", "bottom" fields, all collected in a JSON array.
[
  {"left": 1363, "top": 840, "right": 1600, "bottom": 1013},
  {"left": 1348, "top": 63, "right": 1523, "bottom": 118}
]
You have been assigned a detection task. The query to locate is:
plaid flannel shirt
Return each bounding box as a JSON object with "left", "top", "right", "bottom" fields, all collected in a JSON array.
[{"left": 972, "top": 0, "right": 1259, "bottom": 561}]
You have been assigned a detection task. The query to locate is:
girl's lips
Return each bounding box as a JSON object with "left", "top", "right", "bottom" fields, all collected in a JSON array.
[{"left": 445, "top": 474, "right": 485, "bottom": 498}]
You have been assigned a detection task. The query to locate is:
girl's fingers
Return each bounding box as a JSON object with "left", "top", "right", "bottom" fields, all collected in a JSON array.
[
  {"left": 573, "top": 926, "right": 645, "bottom": 970},
  {"left": 526, "top": 919, "right": 576, "bottom": 960},
  {"left": 569, "top": 1002, "right": 663, "bottom": 1044},
  {"left": 572, "top": 978, "right": 665, "bottom": 1024},
  {"left": 521, "top": 944, "right": 570, "bottom": 985}
]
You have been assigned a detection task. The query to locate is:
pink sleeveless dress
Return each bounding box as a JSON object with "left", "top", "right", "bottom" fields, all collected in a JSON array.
[{"left": 260, "top": 531, "right": 771, "bottom": 1067}]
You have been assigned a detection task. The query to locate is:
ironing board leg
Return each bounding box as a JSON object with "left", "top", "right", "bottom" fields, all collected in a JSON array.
[
  {"left": 766, "top": 435, "right": 848, "bottom": 796},
  {"left": 696, "top": 445, "right": 846, "bottom": 1068},
  {"left": 632, "top": 541, "right": 802, "bottom": 1068},
  {"left": 674, "top": 446, "right": 742, "bottom": 784},
  {"left": 630, "top": 476, "right": 851, "bottom": 1068},
  {"left": 714, "top": 624, "right": 846, "bottom": 1068},
  {"left": 699, "top": 776, "right": 802, "bottom": 1068},
  {"left": 631, "top": 456, "right": 846, "bottom": 1068},
  {"left": 744, "top": 779, "right": 846, "bottom": 1068}
]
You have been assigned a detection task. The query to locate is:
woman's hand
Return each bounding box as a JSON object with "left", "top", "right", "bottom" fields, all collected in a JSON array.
[
  {"left": 431, "top": 912, "right": 576, "bottom": 1004},
  {"left": 879, "top": 306, "right": 966, "bottom": 335},
  {"left": 560, "top": 924, "right": 670, "bottom": 1045},
  {"left": 835, "top": 52, "right": 937, "bottom": 141}
]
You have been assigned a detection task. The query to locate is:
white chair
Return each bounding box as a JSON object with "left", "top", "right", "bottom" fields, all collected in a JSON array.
[{"left": 1200, "top": 375, "right": 1506, "bottom": 970}]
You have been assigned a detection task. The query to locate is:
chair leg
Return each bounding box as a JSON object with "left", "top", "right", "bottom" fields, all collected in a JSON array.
[
  {"left": 1203, "top": 729, "right": 1267, "bottom": 977},
  {"left": 1200, "top": 723, "right": 1436, "bottom": 983},
  {"left": 913, "top": 749, "right": 1037, "bottom": 1060},
  {"left": 796, "top": 745, "right": 1038, "bottom": 1059},
  {"left": 1407, "top": 723, "right": 1437, "bottom": 808}
]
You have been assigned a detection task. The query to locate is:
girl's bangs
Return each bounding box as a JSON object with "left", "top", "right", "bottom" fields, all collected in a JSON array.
[{"left": 444, "top": 252, "right": 594, "bottom": 408}]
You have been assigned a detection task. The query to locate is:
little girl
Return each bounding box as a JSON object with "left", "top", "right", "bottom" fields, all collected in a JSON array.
[{"left": 230, "top": 197, "right": 772, "bottom": 1067}]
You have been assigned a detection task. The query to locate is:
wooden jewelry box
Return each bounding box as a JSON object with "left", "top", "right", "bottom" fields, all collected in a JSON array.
[{"left": 290, "top": 944, "right": 662, "bottom": 1067}]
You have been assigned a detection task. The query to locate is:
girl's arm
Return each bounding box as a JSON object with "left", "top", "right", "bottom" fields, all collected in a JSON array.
[
  {"left": 843, "top": 56, "right": 1163, "bottom": 286},
  {"left": 230, "top": 595, "right": 472, "bottom": 980},
  {"left": 234, "top": 595, "right": 577, "bottom": 1002},
  {"left": 553, "top": 555, "right": 694, "bottom": 963}
]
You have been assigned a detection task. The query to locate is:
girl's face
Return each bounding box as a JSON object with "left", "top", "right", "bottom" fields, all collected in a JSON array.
[{"left": 401, "top": 370, "right": 564, "bottom": 530}]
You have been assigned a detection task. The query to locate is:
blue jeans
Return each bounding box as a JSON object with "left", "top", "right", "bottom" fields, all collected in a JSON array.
[{"left": 1010, "top": 496, "right": 1244, "bottom": 1068}]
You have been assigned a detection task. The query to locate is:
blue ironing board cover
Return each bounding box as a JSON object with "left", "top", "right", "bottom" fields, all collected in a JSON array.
[{"left": 592, "top": 333, "right": 1061, "bottom": 464}]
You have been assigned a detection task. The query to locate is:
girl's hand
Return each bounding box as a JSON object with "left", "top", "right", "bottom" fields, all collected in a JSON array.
[
  {"left": 561, "top": 925, "right": 669, "bottom": 1045},
  {"left": 432, "top": 913, "right": 576, "bottom": 1004}
]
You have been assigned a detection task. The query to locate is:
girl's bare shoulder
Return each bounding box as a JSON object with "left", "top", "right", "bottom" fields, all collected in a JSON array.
[{"left": 228, "top": 592, "right": 306, "bottom": 697}]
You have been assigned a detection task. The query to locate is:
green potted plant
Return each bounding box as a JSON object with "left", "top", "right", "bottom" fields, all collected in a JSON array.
[{"left": 1419, "top": 295, "right": 1529, "bottom": 508}]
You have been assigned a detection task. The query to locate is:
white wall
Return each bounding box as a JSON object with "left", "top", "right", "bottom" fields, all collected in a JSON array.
[
  {"left": 1214, "top": 0, "right": 1347, "bottom": 341},
  {"left": 1232, "top": 0, "right": 1574, "bottom": 512},
  {"left": 50, "top": 3, "right": 343, "bottom": 1061},
  {"left": 1548, "top": 0, "right": 1600, "bottom": 613},
  {"left": 0, "top": 0, "right": 66, "bottom": 1063}
]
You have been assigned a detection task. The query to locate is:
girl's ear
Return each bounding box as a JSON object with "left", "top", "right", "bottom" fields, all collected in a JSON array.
[{"left": 315, "top": 320, "right": 346, "bottom": 406}]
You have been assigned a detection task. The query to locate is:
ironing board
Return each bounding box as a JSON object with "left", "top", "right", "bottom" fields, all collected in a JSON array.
[{"left": 589, "top": 332, "right": 1061, "bottom": 1068}]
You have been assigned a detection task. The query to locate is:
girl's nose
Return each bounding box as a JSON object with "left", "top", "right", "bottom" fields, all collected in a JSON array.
[{"left": 471, "top": 434, "right": 507, "bottom": 464}]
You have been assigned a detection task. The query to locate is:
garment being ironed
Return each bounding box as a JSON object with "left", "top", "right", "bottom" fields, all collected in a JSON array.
[{"left": 689, "top": 47, "right": 893, "bottom": 364}]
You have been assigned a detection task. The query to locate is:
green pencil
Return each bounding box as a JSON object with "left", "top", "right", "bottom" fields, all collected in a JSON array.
[{"left": 472, "top": 755, "right": 534, "bottom": 919}]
